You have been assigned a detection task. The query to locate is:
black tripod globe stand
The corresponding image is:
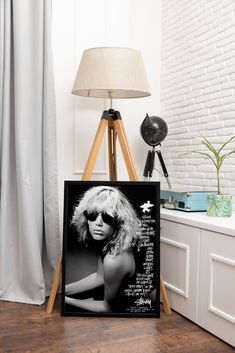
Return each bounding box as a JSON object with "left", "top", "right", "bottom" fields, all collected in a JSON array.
[{"left": 140, "top": 114, "right": 171, "bottom": 188}]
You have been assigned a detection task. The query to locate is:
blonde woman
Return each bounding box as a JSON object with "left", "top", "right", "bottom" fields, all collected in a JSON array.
[{"left": 65, "top": 185, "right": 141, "bottom": 313}]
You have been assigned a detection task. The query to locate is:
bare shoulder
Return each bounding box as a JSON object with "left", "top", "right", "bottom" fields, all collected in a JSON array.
[{"left": 103, "top": 251, "right": 135, "bottom": 277}]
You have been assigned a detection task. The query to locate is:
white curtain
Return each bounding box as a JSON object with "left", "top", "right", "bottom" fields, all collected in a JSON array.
[{"left": 0, "top": 0, "right": 61, "bottom": 304}]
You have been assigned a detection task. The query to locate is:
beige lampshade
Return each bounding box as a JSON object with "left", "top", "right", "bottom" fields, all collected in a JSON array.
[{"left": 72, "top": 47, "right": 151, "bottom": 99}]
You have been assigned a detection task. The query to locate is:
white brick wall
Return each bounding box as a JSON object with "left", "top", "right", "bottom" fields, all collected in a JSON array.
[{"left": 160, "top": 0, "right": 235, "bottom": 207}]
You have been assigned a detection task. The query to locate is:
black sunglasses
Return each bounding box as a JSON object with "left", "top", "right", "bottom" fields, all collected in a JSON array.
[{"left": 84, "top": 211, "right": 117, "bottom": 225}]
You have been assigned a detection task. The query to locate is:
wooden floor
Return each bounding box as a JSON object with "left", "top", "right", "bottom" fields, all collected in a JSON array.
[{"left": 0, "top": 296, "right": 234, "bottom": 353}]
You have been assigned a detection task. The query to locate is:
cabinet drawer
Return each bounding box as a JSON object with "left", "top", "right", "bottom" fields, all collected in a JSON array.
[
  {"left": 199, "top": 229, "right": 235, "bottom": 347},
  {"left": 160, "top": 219, "right": 200, "bottom": 322}
]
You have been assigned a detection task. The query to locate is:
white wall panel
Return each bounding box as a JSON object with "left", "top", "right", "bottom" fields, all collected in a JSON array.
[{"left": 73, "top": 0, "right": 107, "bottom": 176}]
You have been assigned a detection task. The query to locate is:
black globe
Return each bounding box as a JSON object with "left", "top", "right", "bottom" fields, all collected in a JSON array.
[{"left": 140, "top": 114, "right": 168, "bottom": 147}]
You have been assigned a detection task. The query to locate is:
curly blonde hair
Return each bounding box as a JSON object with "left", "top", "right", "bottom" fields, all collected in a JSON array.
[{"left": 71, "top": 186, "right": 141, "bottom": 255}]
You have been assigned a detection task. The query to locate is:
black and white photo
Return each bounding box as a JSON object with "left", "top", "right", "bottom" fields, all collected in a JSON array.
[{"left": 61, "top": 181, "right": 160, "bottom": 317}]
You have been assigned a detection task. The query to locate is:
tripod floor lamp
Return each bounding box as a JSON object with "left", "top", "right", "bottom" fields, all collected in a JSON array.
[{"left": 46, "top": 47, "right": 171, "bottom": 315}]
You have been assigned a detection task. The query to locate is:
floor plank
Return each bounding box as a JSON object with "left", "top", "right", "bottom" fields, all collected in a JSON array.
[
  {"left": 0, "top": 296, "right": 233, "bottom": 353},
  {"left": 89, "top": 336, "right": 165, "bottom": 353}
]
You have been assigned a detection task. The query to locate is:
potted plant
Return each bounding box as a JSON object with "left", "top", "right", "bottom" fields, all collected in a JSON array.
[{"left": 182, "top": 135, "right": 235, "bottom": 217}]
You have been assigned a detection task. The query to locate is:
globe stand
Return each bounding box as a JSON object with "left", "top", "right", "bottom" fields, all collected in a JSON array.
[
  {"left": 143, "top": 145, "right": 171, "bottom": 189},
  {"left": 46, "top": 109, "right": 171, "bottom": 315}
]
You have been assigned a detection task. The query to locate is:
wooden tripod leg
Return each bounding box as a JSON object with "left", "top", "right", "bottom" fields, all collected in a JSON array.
[
  {"left": 114, "top": 119, "right": 138, "bottom": 181},
  {"left": 46, "top": 256, "right": 62, "bottom": 313},
  {"left": 114, "top": 118, "right": 171, "bottom": 315},
  {"left": 82, "top": 118, "right": 108, "bottom": 180},
  {"left": 160, "top": 273, "right": 172, "bottom": 314},
  {"left": 108, "top": 119, "right": 117, "bottom": 181}
]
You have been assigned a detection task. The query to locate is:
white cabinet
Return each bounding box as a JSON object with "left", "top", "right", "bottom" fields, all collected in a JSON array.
[
  {"left": 160, "top": 209, "right": 235, "bottom": 347},
  {"left": 160, "top": 219, "right": 200, "bottom": 322},
  {"left": 198, "top": 230, "right": 235, "bottom": 347}
]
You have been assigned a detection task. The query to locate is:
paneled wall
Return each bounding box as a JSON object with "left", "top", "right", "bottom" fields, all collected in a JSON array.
[
  {"left": 160, "top": 0, "right": 235, "bottom": 206},
  {"left": 52, "top": 0, "right": 162, "bottom": 228}
]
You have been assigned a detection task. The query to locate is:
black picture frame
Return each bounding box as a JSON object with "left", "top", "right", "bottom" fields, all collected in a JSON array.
[{"left": 61, "top": 180, "right": 160, "bottom": 317}]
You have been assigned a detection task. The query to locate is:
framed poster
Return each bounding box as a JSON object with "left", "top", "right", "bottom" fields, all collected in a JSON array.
[{"left": 61, "top": 181, "right": 160, "bottom": 317}]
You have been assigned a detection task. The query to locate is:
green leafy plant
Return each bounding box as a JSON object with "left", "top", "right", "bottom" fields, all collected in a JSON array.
[{"left": 182, "top": 135, "right": 235, "bottom": 195}]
